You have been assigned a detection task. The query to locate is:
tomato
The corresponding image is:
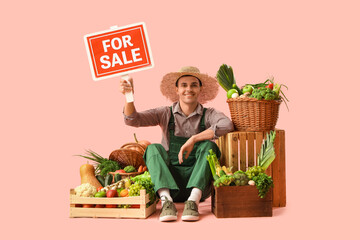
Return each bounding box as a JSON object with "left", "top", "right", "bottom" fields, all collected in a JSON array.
[
  {"left": 97, "top": 187, "right": 103, "bottom": 192},
  {"left": 130, "top": 204, "right": 140, "bottom": 208},
  {"left": 105, "top": 204, "right": 117, "bottom": 208},
  {"left": 266, "top": 83, "right": 274, "bottom": 90},
  {"left": 115, "top": 169, "right": 126, "bottom": 174},
  {"left": 83, "top": 204, "right": 94, "bottom": 208}
]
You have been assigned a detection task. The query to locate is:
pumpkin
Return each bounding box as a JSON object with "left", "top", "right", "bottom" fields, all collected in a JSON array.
[
  {"left": 120, "top": 142, "right": 146, "bottom": 155},
  {"left": 133, "top": 133, "right": 151, "bottom": 150},
  {"left": 80, "top": 163, "right": 102, "bottom": 189}
]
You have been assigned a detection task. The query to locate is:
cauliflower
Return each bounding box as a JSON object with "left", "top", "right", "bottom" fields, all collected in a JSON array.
[{"left": 74, "top": 183, "right": 97, "bottom": 197}]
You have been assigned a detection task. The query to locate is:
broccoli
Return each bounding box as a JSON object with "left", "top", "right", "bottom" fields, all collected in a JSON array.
[
  {"left": 251, "top": 87, "right": 277, "bottom": 100},
  {"left": 124, "top": 165, "right": 136, "bottom": 173},
  {"left": 264, "top": 92, "right": 276, "bottom": 100}
]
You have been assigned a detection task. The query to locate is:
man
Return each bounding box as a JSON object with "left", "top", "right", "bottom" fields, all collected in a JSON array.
[{"left": 120, "top": 66, "right": 233, "bottom": 222}]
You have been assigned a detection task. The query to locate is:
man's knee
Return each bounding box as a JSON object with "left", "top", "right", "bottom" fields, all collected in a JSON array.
[
  {"left": 144, "top": 143, "right": 168, "bottom": 164},
  {"left": 196, "top": 140, "right": 220, "bottom": 158},
  {"left": 146, "top": 143, "right": 165, "bottom": 153}
]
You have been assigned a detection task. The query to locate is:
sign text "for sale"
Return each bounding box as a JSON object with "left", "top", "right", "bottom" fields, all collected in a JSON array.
[{"left": 84, "top": 23, "right": 154, "bottom": 81}]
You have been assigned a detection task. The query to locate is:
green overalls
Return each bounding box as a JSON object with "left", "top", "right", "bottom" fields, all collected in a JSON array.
[{"left": 143, "top": 106, "right": 221, "bottom": 202}]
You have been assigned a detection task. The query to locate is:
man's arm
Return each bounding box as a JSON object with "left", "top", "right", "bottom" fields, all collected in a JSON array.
[
  {"left": 178, "top": 108, "right": 234, "bottom": 164},
  {"left": 178, "top": 128, "right": 215, "bottom": 164}
]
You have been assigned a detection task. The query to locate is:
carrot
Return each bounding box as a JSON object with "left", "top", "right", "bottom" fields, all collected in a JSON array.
[
  {"left": 138, "top": 165, "right": 143, "bottom": 172},
  {"left": 143, "top": 166, "right": 147, "bottom": 171}
]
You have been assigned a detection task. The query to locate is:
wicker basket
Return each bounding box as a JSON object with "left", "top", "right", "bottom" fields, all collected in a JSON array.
[
  {"left": 227, "top": 97, "right": 281, "bottom": 131},
  {"left": 109, "top": 149, "right": 145, "bottom": 169},
  {"left": 109, "top": 171, "right": 145, "bottom": 180}
]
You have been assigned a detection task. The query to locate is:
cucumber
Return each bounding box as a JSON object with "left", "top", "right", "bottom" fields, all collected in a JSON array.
[
  {"left": 104, "top": 174, "right": 113, "bottom": 186},
  {"left": 96, "top": 175, "right": 105, "bottom": 187},
  {"left": 114, "top": 173, "right": 121, "bottom": 183}
]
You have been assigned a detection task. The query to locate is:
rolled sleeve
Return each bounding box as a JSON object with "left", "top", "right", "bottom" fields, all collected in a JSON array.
[
  {"left": 205, "top": 108, "right": 234, "bottom": 139},
  {"left": 123, "top": 106, "right": 168, "bottom": 128}
]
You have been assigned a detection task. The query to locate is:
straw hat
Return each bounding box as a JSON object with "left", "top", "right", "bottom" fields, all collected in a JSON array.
[{"left": 160, "top": 66, "right": 219, "bottom": 104}]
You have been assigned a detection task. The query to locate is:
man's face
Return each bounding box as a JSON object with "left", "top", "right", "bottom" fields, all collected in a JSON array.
[{"left": 176, "top": 76, "right": 202, "bottom": 105}]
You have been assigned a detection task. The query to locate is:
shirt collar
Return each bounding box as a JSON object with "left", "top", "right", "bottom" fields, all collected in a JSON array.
[{"left": 172, "top": 102, "right": 203, "bottom": 117}]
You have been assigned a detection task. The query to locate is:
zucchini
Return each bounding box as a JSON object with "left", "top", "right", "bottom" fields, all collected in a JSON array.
[
  {"left": 104, "top": 174, "right": 113, "bottom": 186},
  {"left": 96, "top": 175, "right": 105, "bottom": 187},
  {"left": 114, "top": 173, "right": 121, "bottom": 183}
]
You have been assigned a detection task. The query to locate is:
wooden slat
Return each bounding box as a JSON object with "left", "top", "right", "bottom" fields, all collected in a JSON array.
[
  {"left": 278, "top": 130, "right": 286, "bottom": 207},
  {"left": 239, "top": 132, "right": 247, "bottom": 171},
  {"left": 226, "top": 132, "right": 239, "bottom": 171},
  {"left": 218, "top": 136, "right": 226, "bottom": 166},
  {"left": 222, "top": 135, "right": 229, "bottom": 168},
  {"left": 255, "top": 132, "right": 264, "bottom": 166},
  {"left": 247, "top": 132, "right": 255, "bottom": 168},
  {"left": 272, "top": 130, "right": 281, "bottom": 207}
]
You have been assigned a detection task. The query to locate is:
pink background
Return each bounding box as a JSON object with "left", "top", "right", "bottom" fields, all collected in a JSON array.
[{"left": 2, "top": 0, "right": 359, "bottom": 239}]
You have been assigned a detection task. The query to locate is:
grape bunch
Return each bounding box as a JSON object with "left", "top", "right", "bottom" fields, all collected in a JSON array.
[
  {"left": 245, "top": 165, "right": 265, "bottom": 180},
  {"left": 129, "top": 182, "right": 145, "bottom": 197}
]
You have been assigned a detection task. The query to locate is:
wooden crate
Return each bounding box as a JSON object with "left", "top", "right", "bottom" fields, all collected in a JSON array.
[
  {"left": 212, "top": 185, "right": 272, "bottom": 218},
  {"left": 69, "top": 189, "right": 156, "bottom": 218},
  {"left": 216, "top": 129, "right": 286, "bottom": 207}
]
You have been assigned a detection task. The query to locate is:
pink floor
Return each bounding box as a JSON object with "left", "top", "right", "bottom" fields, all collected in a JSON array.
[{"left": 145, "top": 197, "right": 286, "bottom": 222}]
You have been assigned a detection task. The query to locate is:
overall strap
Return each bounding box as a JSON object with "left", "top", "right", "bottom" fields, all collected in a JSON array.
[
  {"left": 168, "top": 106, "right": 175, "bottom": 133},
  {"left": 199, "top": 107, "right": 207, "bottom": 132}
]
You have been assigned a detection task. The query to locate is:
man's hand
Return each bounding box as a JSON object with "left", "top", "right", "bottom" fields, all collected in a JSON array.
[
  {"left": 178, "top": 137, "right": 196, "bottom": 164},
  {"left": 120, "top": 76, "right": 136, "bottom": 116},
  {"left": 119, "top": 76, "right": 134, "bottom": 95}
]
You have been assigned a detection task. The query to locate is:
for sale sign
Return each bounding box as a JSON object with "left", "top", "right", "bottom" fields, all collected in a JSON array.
[{"left": 84, "top": 22, "right": 154, "bottom": 81}]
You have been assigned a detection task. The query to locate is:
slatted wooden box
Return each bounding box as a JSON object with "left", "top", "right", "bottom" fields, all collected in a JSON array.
[
  {"left": 212, "top": 185, "right": 272, "bottom": 218},
  {"left": 69, "top": 189, "right": 156, "bottom": 219},
  {"left": 216, "top": 129, "right": 286, "bottom": 207}
]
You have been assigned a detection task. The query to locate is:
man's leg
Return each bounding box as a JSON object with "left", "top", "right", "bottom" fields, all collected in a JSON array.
[
  {"left": 143, "top": 144, "right": 178, "bottom": 222},
  {"left": 182, "top": 140, "right": 220, "bottom": 221},
  {"left": 144, "top": 143, "right": 179, "bottom": 193}
]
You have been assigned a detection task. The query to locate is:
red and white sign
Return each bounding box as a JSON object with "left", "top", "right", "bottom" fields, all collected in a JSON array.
[{"left": 84, "top": 22, "right": 154, "bottom": 81}]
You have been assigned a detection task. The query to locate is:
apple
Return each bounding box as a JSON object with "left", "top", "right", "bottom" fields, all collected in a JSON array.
[
  {"left": 106, "top": 189, "right": 118, "bottom": 198},
  {"left": 227, "top": 89, "right": 238, "bottom": 99},
  {"left": 242, "top": 85, "right": 254, "bottom": 94}
]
